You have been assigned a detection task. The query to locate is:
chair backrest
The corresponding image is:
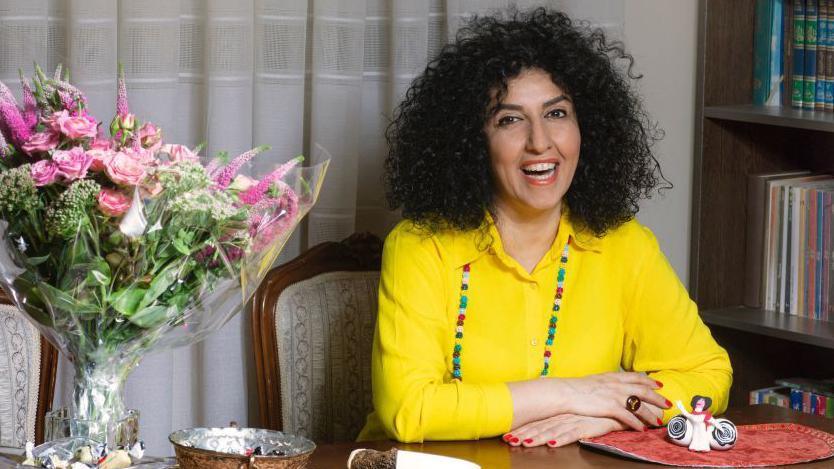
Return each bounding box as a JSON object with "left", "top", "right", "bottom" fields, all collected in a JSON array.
[
  {"left": 0, "top": 290, "right": 57, "bottom": 447},
  {"left": 252, "top": 233, "right": 382, "bottom": 442}
]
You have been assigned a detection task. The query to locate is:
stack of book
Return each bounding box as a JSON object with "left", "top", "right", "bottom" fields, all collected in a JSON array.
[
  {"left": 753, "top": 0, "right": 834, "bottom": 110},
  {"left": 750, "top": 378, "right": 834, "bottom": 418},
  {"left": 745, "top": 171, "right": 834, "bottom": 317}
]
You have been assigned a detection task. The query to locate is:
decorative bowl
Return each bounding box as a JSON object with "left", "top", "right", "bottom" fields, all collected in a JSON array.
[{"left": 169, "top": 427, "right": 315, "bottom": 469}]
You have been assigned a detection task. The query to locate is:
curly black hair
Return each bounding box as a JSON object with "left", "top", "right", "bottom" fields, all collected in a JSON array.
[
  {"left": 384, "top": 7, "right": 668, "bottom": 236},
  {"left": 691, "top": 395, "right": 713, "bottom": 410}
]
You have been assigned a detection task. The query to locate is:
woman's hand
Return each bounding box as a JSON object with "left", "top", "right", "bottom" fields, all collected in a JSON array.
[
  {"left": 503, "top": 402, "right": 666, "bottom": 448},
  {"left": 502, "top": 414, "right": 626, "bottom": 448},
  {"left": 551, "top": 372, "right": 670, "bottom": 431}
]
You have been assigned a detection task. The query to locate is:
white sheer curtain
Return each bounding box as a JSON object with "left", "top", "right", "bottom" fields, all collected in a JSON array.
[{"left": 0, "top": 0, "right": 623, "bottom": 455}]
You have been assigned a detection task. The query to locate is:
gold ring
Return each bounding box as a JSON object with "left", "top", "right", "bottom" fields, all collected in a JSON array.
[{"left": 626, "top": 395, "right": 641, "bottom": 412}]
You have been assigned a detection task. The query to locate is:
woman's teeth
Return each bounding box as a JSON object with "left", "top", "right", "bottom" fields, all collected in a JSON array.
[{"left": 521, "top": 163, "right": 557, "bottom": 179}]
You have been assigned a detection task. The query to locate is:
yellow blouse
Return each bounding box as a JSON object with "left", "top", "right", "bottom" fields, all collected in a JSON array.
[{"left": 358, "top": 213, "right": 732, "bottom": 442}]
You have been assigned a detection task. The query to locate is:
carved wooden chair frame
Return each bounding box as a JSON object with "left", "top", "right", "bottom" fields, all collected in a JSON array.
[
  {"left": 0, "top": 290, "right": 58, "bottom": 444},
  {"left": 251, "top": 232, "right": 382, "bottom": 431}
]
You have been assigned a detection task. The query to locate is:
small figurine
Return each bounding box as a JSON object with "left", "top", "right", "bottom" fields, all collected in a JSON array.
[{"left": 667, "top": 395, "right": 737, "bottom": 452}]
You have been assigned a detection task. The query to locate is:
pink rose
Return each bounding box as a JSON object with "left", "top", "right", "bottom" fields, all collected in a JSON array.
[
  {"left": 105, "top": 151, "right": 146, "bottom": 186},
  {"left": 90, "top": 138, "right": 113, "bottom": 150},
  {"left": 53, "top": 146, "right": 93, "bottom": 181},
  {"left": 43, "top": 110, "right": 68, "bottom": 133},
  {"left": 97, "top": 188, "right": 132, "bottom": 217},
  {"left": 123, "top": 147, "right": 156, "bottom": 166},
  {"left": 138, "top": 123, "right": 162, "bottom": 152},
  {"left": 57, "top": 113, "right": 98, "bottom": 139},
  {"left": 21, "top": 131, "right": 59, "bottom": 154},
  {"left": 87, "top": 149, "right": 114, "bottom": 172},
  {"left": 161, "top": 144, "right": 199, "bottom": 163},
  {"left": 30, "top": 160, "right": 58, "bottom": 186}
]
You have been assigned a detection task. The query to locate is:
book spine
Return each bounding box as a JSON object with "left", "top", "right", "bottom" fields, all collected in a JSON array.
[
  {"left": 779, "top": 187, "right": 793, "bottom": 313},
  {"left": 808, "top": 189, "right": 817, "bottom": 316},
  {"left": 794, "top": 0, "right": 807, "bottom": 107},
  {"left": 792, "top": 388, "right": 803, "bottom": 410},
  {"left": 786, "top": 0, "right": 797, "bottom": 107},
  {"left": 818, "top": 0, "right": 828, "bottom": 108},
  {"left": 822, "top": 191, "right": 831, "bottom": 318},
  {"left": 746, "top": 175, "right": 770, "bottom": 307},
  {"left": 823, "top": 0, "right": 834, "bottom": 111},
  {"left": 755, "top": 0, "right": 776, "bottom": 104},
  {"left": 828, "top": 395, "right": 834, "bottom": 417},
  {"left": 805, "top": 0, "right": 819, "bottom": 109},
  {"left": 823, "top": 189, "right": 834, "bottom": 321},
  {"left": 792, "top": 187, "right": 803, "bottom": 314},
  {"left": 805, "top": 390, "right": 812, "bottom": 413},
  {"left": 766, "top": 186, "right": 782, "bottom": 309},
  {"left": 817, "top": 190, "right": 825, "bottom": 317}
]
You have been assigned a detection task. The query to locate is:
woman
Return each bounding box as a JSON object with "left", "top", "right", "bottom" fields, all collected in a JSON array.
[{"left": 358, "top": 8, "right": 732, "bottom": 447}]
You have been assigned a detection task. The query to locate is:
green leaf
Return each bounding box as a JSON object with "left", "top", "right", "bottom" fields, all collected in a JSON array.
[
  {"left": 111, "top": 287, "right": 148, "bottom": 317},
  {"left": 85, "top": 258, "right": 111, "bottom": 286},
  {"left": 25, "top": 254, "right": 50, "bottom": 266},
  {"left": 140, "top": 261, "right": 185, "bottom": 310},
  {"left": 129, "top": 305, "right": 171, "bottom": 328},
  {"left": 172, "top": 238, "right": 191, "bottom": 256},
  {"left": 37, "top": 283, "right": 99, "bottom": 316}
]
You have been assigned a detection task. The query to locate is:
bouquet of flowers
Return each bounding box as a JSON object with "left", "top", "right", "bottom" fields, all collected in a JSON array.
[{"left": 0, "top": 65, "right": 327, "bottom": 452}]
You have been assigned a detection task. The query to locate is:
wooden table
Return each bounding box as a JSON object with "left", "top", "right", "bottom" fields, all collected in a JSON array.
[
  {"left": 310, "top": 405, "right": 834, "bottom": 468},
  {"left": 1, "top": 406, "right": 831, "bottom": 468}
]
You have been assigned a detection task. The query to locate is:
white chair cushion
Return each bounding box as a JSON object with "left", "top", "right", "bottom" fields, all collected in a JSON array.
[
  {"left": 0, "top": 304, "right": 41, "bottom": 448},
  {"left": 275, "top": 271, "right": 379, "bottom": 441}
]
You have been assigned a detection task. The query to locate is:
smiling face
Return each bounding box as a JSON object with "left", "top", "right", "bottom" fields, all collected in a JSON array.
[
  {"left": 695, "top": 398, "right": 706, "bottom": 411},
  {"left": 484, "top": 68, "right": 581, "bottom": 220}
]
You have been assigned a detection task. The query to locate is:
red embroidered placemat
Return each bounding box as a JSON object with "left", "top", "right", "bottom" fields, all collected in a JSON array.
[{"left": 579, "top": 423, "right": 834, "bottom": 467}]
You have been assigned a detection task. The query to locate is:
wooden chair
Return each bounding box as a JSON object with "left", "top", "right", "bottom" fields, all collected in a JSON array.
[
  {"left": 252, "top": 233, "right": 383, "bottom": 442},
  {"left": 0, "top": 289, "right": 58, "bottom": 447}
]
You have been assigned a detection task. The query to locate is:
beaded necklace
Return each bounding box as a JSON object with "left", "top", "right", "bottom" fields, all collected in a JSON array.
[{"left": 452, "top": 238, "right": 570, "bottom": 381}]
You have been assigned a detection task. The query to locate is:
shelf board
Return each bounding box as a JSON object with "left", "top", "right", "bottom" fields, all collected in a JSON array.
[
  {"left": 700, "top": 306, "right": 834, "bottom": 349},
  {"left": 703, "top": 104, "right": 834, "bottom": 132}
]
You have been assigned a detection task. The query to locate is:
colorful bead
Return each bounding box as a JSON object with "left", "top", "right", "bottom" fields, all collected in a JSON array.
[{"left": 451, "top": 239, "right": 570, "bottom": 380}]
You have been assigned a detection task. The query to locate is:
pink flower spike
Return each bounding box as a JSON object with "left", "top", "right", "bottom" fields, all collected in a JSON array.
[
  {"left": 0, "top": 80, "right": 16, "bottom": 106},
  {"left": 213, "top": 145, "right": 270, "bottom": 189},
  {"left": 0, "top": 129, "right": 9, "bottom": 158},
  {"left": 116, "top": 64, "right": 129, "bottom": 117},
  {"left": 0, "top": 101, "right": 32, "bottom": 147},
  {"left": 239, "top": 156, "right": 303, "bottom": 205},
  {"left": 58, "top": 89, "right": 75, "bottom": 111},
  {"left": 19, "top": 71, "right": 37, "bottom": 128}
]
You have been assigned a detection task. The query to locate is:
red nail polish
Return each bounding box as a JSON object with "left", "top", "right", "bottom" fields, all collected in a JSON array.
[
  {"left": 655, "top": 380, "right": 663, "bottom": 388},
  {"left": 547, "top": 440, "right": 557, "bottom": 446},
  {"left": 502, "top": 434, "right": 512, "bottom": 441},
  {"left": 523, "top": 438, "right": 533, "bottom": 444},
  {"left": 665, "top": 399, "right": 672, "bottom": 408},
  {"left": 511, "top": 437, "right": 519, "bottom": 444},
  {"left": 656, "top": 417, "right": 663, "bottom": 426},
  {"left": 643, "top": 426, "right": 648, "bottom": 432}
]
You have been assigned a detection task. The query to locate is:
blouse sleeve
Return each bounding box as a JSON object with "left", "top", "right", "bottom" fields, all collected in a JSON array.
[
  {"left": 370, "top": 225, "right": 513, "bottom": 442},
  {"left": 620, "top": 225, "right": 733, "bottom": 422}
]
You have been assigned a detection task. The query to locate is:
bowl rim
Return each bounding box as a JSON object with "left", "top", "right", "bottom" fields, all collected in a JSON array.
[{"left": 168, "top": 426, "right": 316, "bottom": 459}]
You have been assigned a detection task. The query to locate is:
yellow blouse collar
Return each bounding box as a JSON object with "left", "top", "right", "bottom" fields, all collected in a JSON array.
[{"left": 451, "top": 209, "right": 603, "bottom": 268}]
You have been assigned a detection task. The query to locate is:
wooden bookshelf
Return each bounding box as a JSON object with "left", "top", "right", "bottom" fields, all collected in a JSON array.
[
  {"left": 692, "top": 1, "right": 834, "bottom": 407},
  {"left": 700, "top": 307, "right": 834, "bottom": 350},
  {"left": 704, "top": 104, "right": 834, "bottom": 132}
]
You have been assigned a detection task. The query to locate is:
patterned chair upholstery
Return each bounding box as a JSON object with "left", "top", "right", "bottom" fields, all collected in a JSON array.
[
  {"left": 0, "top": 295, "right": 57, "bottom": 450},
  {"left": 252, "top": 233, "right": 382, "bottom": 442}
]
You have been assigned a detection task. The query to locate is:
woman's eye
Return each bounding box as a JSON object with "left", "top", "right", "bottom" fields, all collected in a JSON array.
[
  {"left": 497, "top": 115, "right": 520, "bottom": 126},
  {"left": 547, "top": 109, "right": 567, "bottom": 118}
]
